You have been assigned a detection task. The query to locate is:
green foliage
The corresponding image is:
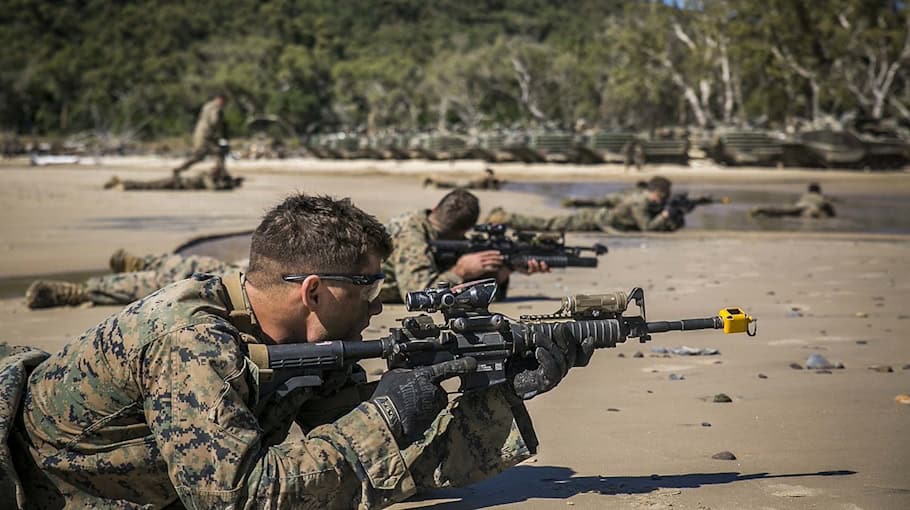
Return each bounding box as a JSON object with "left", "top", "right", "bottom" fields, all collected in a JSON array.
[{"left": 0, "top": 0, "right": 907, "bottom": 137}]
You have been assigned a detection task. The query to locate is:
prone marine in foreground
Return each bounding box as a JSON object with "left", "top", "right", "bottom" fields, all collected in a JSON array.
[{"left": 2, "top": 193, "right": 586, "bottom": 509}]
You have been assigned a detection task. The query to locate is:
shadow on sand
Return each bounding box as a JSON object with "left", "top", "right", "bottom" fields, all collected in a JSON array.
[{"left": 405, "top": 465, "right": 856, "bottom": 508}]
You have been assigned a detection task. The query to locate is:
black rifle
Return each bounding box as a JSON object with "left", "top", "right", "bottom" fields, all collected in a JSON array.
[
  {"left": 428, "top": 223, "right": 608, "bottom": 270},
  {"left": 654, "top": 193, "right": 716, "bottom": 228},
  {"left": 247, "top": 280, "right": 756, "bottom": 395}
]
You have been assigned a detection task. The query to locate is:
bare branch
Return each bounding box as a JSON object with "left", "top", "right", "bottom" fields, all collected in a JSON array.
[{"left": 673, "top": 22, "right": 697, "bottom": 51}]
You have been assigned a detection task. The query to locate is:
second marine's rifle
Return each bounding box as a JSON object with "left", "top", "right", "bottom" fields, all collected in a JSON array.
[
  {"left": 248, "top": 280, "right": 756, "bottom": 395},
  {"left": 655, "top": 192, "right": 719, "bottom": 228},
  {"left": 429, "top": 223, "right": 608, "bottom": 269}
]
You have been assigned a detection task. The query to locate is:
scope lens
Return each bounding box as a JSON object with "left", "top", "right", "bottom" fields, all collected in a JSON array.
[{"left": 405, "top": 291, "right": 433, "bottom": 311}]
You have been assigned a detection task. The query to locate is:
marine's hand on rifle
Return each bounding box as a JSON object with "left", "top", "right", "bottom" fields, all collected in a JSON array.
[
  {"left": 370, "top": 357, "right": 478, "bottom": 446},
  {"left": 515, "top": 258, "right": 551, "bottom": 275},
  {"left": 508, "top": 324, "right": 595, "bottom": 400},
  {"left": 452, "top": 250, "right": 504, "bottom": 280}
]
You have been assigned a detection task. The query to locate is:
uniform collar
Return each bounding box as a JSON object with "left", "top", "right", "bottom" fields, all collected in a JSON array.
[{"left": 222, "top": 271, "right": 261, "bottom": 340}]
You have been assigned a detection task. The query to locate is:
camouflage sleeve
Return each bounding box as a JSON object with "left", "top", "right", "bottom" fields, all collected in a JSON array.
[
  {"left": 388, "top": 221, "right": 463, "bottom": 300},
  {"left": 503, "top": 210, "right": 608, "bottom": 232},
  {"left": 142, "top": 253, "right": 237, "bottom": 276},
  {"left": 141, "top": 324, "right": 415, "bottom": 509},
  {"left": 631, "top": 201, "right": 673, "bottom": 231},
  {"left": 402, "top": 385, "right": 535, "bottom": 490},
  {"left": 83, "top": 255, "right": 241, "bottom": 306}
]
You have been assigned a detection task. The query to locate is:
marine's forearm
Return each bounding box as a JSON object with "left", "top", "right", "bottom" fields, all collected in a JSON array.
[{"left": 402, "top": 385, "right": 535, "bottom": 491}]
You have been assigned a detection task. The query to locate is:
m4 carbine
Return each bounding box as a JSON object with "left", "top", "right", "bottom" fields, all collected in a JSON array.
[
  {"left": 429, "top": 223, "right": 608, "bottom": 269},
  {"left": 248, "top": 280, "right": 756, "bottom": 395}
]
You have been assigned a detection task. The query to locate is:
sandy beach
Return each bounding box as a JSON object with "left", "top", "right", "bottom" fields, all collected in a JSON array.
[{"left": 1, "top": 157, "right": 908, "bottom": 509}]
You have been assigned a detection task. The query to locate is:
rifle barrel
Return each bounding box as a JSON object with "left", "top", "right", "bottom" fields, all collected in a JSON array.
[
  {"left": 647, "top": 317, "right": 721, "bottom": 333},
  {"left": 263, "top": 340, "right": 386, "bottom": 369}
]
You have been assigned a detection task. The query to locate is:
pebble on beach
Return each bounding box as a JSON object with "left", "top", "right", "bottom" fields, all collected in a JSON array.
[
  {"left": 868, "top": 365, "right": 893, "bottom": 373},
  {"left": 790, "top": 363, "right": 803, "bottom": 370},
  {"left": 805, "top": 354, "right": 835, "bottom": 370},
  {"left": 758, "top": 373, "right": 768, "bottom": 379},
  {"left": 712, "top": 451, "right": 737, "bottom": 460},
  {"left": 713, "top": 393, "right": 733, "bottom": 403}
]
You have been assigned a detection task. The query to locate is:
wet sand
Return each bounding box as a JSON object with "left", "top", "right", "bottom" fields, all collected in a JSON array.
[{"left": 1, "top": 157, "right": 909, "bottom": 509}]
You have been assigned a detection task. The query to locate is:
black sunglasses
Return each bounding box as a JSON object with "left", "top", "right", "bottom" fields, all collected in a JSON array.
[{"left": 282, "top": 272, "right": 386, "bottom": 286}]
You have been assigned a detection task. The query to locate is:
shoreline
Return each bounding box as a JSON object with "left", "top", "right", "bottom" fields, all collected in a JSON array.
[{"left": 6, "top": 155, "right": 910, "bottom": 182}]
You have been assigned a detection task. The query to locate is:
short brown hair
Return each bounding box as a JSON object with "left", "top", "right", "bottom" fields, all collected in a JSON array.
[
  {"left": 247, "top": 194, "right": 392, "bottom": 286},
  {"left": 647, "top": 176, "right": 672, "bottom": 196},
  {"left": 433, "top": 189, "right": 480, "bottom": 232}
]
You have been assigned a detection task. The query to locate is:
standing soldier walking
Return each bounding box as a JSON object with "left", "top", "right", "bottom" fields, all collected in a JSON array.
[{"left": 172, "top": 92, "right": 233, "bottom": 187}]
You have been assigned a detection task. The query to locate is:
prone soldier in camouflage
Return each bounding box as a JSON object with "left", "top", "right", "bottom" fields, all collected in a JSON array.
[
  {"left": 3, "top": 193, "right": 586, "bottom": 509},
  {"left": 422, "top": 168, "right": 503, "bottom": 190},
  {"left": 102, "top": 172, "right": 243, "bottom": 191},
  {"left": 487, "top": 176, "right": 680, "bottom": 233},
  {"left": 379, "top": 189, "right": 547, "bottom": 303},
  {"left": 749, "top": 182, "right": 837, "bottom": 218},
  {"left": 24, "top": 250, "right": 245, "bottom": 309},
  {"left": 561, "top": 180, "right": 648, "bottom": 209}
]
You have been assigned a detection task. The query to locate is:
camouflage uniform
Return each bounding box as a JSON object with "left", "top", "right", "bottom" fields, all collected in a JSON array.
[
  {"left": 561, "top": 190, "right": 630, "bottom": 209},
  {"left": 500, "top": 191, "right": 676, "bottom": 233},
  {"left": 425, "top": 175, "right": 501, "bottom": 190},
  {"left": 173, "top": 99, "right": 229, "bottom": 180},
  {"left": 623, "top": 141, "right": 645, "bottom": 171},
  {"left": 750, "top": 191, "right": 836, "bottom": 218},
  {"left": 84, "top": 253, "right": 243, "bottom": 306},
  {"left": 110, "top": 174, "right": 242, "bottom": 192},
  {"left": 379, "top": 210, "right": 464, "bottom": 303},
  {"left": 5, "top": 272, "right": 534, "bottom": 509}
]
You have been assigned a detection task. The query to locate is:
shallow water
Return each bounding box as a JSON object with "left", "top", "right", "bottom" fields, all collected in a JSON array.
[{"left": 501, "top": 181, "right": 910, "bottom": 234}]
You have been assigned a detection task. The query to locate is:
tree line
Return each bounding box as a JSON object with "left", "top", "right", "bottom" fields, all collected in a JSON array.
[{"left": 1, "top": 0, "right": 907, "bottom": 140}]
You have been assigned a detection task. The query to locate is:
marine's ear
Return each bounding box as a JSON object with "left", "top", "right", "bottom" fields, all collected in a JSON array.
[{"left": 299, "top": 275, "right": 322, "bottom": 309}]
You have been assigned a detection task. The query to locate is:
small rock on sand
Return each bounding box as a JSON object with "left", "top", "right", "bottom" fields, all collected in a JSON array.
[
  {"left": 712, "top": 451, "right": 736, "bottom": 460},
  {"left": 713, "top": 393, "right": 733, "bottom": 403},
  {"left": 758, "top": 373, "right": 768, "bottom": 379},
  {"left": 868, "top": 365, "right": 893, "bottom": 373},
  {"left": 789, "top": 363, "right": 803, "bottom": 370},
  {"left": 805, "top": 354, "right": 834, "bottom": 370}
]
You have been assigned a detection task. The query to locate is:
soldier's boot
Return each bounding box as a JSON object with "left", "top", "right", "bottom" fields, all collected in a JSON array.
[
  {"left": 485, "top": 207, "right": 510, "bottom": 225},
  {"left": 109, "top": 249, "right": 146, "bottom": 273},
  {"left": 24, "top": 280, "right": 88, "bottom": 309},
  {"left": 103, "top": 176, "right": 123, "bottom": 190}
]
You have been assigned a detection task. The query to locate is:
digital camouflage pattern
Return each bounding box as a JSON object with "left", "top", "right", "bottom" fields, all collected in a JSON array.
[
  {"left": 0, "top": 343, "right": 49, "bottom": 509},
  {"left": 110, "top": 174, "right": 241, "bottom": 191},
  {"left": 171, "top": 98, "right": 230, "bottom": 180},
  {"left": 499, "top": 191, "right": 677, "bottom": 232},
  {"left": 794, "top": 191, "right": 836, "bottom": 218},
  {"left": 750, "top": 191, "right": 836, "bottom": 218},
  {"left": 424, "top": 174, "right": 501, "bottom": 190},
  {"left": 379, "top": 210, "right": 464, "bottom": 302},
  {"left": 561, "top": 190, "right": 628, "bottom": 209},
  {"left": 84, "top": 253, "right": 243, "bottom": 306},
  {"left": 5, "top": 272, "right": 533, "bottom": 509},
  {"left": 192, "top": 99, "right": 227, "bottom": 151}
]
